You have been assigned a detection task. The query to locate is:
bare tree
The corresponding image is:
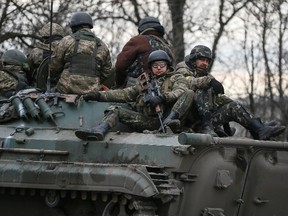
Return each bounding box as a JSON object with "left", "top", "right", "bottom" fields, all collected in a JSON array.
[
  {"left": 246, "top": 0, "right": 288, "bottom": 117},
  {"left": 210, "top": 0, "right": 253, "bottom": 69},
  {"left": 0, "top": 0, "right": 73, "bottom": 53},
  {"left": 167, "top": 0, "right": 186, "bottom": 63},
  {"left": 0, "top": 0, "right": 186, "bottom": 61}
]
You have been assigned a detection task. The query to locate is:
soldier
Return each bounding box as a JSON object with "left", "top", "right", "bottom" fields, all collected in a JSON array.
[
  {"left": 115, "top": 16, "right": 175, "bottom": 88},
  {"left": 164, "top": 45, "right": 285, "bottom": 140},
  {"left": 0, "top": 49, "right": 30, "bottom": 122},
  {"left": 27, "top": 22, "right": 65, "bottom": 86},
  {"left": 50, "top": 12, "right": 112, "bottom": 94},
  {"left": 75, "top": 50, "right": 187, "bottom": 141},
  {"left": 0, "top": 49, "right": 30, "bottom": 98}
]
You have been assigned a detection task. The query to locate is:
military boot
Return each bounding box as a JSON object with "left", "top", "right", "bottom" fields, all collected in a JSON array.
[
  {"left": 248, "top": 118, "right": 285, "bottom": 140},
  {"left": 214, "top": 123, "right": 236, "bottom": 137},
  {"left": 265, "top": 120, "right": 278, "bottom": 127},
  {"left": 75, "top": 122, "right": 111, "bottom": 141},
  {"left": 200, "top": 115, "right": 218, "bottom": 137},
  {"left": 220, "top": 102, "right": 285, "bottom": 140},
  {"left": 163, "top": 111, "right": 180, "bottom": 132},
  {"left": 249, "top": 118, "right": 279, "bottom": 139},
  {"left": 200, "top": 123, "right": 218, "bottom": 137}
]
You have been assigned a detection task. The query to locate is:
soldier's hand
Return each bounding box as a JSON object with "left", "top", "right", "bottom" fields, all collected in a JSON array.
[
  {"left": 82, "top": 92, "right": 101, "bottom": 101},
  {"left": 209, "top": 79, "right": 224, "bottom": 95},
  {"left": 149, "top": 95, "right": 165, "bottom": 107}
]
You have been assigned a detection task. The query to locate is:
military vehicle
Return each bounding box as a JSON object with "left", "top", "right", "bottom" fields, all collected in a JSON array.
[{"left": 0, "top": 89, "right": 288, "bottom": 216}]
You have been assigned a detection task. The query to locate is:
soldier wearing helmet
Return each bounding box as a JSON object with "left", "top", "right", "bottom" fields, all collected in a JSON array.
[
  {"left": 147, "top": 49, "right": 173, "bottom": 77},
  {"left": 165, "top": 45, "right": 286, "bottom": 140},
  {"left": 27, "top": 22, "right": 65, "bottom": 86},
  {"left": 0, "top": 49, "right": 30, "bottom": 98},
  {"left": 115, "top": 16, "right": 175, "bottom": 88},
  {"left": 74, "top": 50, "right": 187, "bottom": 141},
  {"left": 175, "top": 45, "right": 215, "bottom": 88},
  {"left": 49, "top": 12, "right": 112, "bottom": 94}
]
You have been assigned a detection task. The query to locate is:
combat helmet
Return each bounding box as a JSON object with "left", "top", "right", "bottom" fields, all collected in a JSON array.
[
  {"left": 148, "top": 50, "right": 172, "bottom": 69},
  {"left": 70, "top": 12, "right": 93, "bottom": 29},
  {"left": 138, "top": 16, "right": 164, "bottom": 35},
  {"left": 1, "top": 49, "right": 30, "bottom": 73},
  {"left": 1, "top": 49, "right": 28, "bottom": 67},
  {"left": 185, "top": 45, "right": 212, "bottom": 68},
  {"left": 39, "top": 23, "right": 64, "bottom": 38}
]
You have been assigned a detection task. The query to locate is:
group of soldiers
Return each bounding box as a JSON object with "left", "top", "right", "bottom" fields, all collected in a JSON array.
[{"left": 0, "top": 12, "right": 286, "bottom": 141}]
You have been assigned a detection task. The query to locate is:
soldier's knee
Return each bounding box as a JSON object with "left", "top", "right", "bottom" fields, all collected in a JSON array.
[{"left": 104, "top": 105, "right": 120, "bottom": 115}]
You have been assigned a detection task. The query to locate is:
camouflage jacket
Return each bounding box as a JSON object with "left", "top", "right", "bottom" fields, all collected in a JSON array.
[
  {"left": 27, "top": 40, "right": 60, "bottom": 70},
  {"left": 0, "top": 71, "right": 17, "bottom": 97},
  {"left": 50, "top": 28, "right": 112, "bottom": 94},
  {"left": 0, "top": 65, "right": 29, "bottom": 98},
  {"left": 97, "top": 71, "right": 187, "bottom": 116},
  {"left": 27, "top": 40, "right": 61, "bottom": 85},
  {"left": 115, "top": 30, "right": 174, "bottom": 87},
  {"left": 175, "top": 61, "right": 214, "bottom": 91}
]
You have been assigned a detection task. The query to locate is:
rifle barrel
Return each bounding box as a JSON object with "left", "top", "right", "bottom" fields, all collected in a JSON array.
[{"left": 157, "top": 112, "right": 165, "bottom": 133}]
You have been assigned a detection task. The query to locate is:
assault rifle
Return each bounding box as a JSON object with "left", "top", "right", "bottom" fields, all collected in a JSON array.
[{"left": 139, "top": 73, "right": 165, "bottom": 133}]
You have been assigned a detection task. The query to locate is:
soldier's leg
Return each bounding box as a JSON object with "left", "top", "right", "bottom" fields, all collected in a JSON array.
[
  {"left": 194, "top": 89, "right": 218, "bottom": 136},
  {"left": 212, "top": 101, "right": 285, "bottom": 140},
  {"left": 170, "top": 90, "right": 195, "bottom": 119},
  {"left": 209, "top": 94, "right": 236, "bottom": 136},
  {"left": 75, "top": 105, "right": 120, "bottom": 141},
  {"left": 163, "top": 90, "right": 195, "bottom": 130},
  {"left": 117, "top": 107, "right": 160, "bottom": 132}
]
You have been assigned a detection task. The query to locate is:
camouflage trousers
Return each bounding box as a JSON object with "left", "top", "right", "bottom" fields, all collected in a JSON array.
[
  {"left": 172, "top": 89, "right": 253, "bottom": 130},
  {"left": 212, "top": 101, "right": 253, "bottom": 129},
  {"left": 195, "top": 89, "right": 253, "bottom": 128},
  {"left": 171, "top": 90, "right": 198, "bottom": 124},
  {"left": 102, "top": 106, "right": 163, "bottom": 132}
]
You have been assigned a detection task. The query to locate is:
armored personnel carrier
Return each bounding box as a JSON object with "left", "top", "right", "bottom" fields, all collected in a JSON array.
[{"left": 0, "top": 89, "right": 287, "bottom": 216}]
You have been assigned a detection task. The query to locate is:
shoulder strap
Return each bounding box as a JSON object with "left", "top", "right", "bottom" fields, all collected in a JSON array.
[{"left": 163, "top": 76, "right": 171, "bottom": 92}]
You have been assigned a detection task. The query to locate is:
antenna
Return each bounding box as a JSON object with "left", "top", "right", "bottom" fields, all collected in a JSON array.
[{"left": 46, "top": 0, "right": 53, "bottom": 93}]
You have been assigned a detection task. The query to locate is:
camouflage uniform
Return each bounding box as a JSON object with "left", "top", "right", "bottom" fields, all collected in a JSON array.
[
  {"left": 0, "top": 50, "right": 30, "bottom": 122},
  {"left": 171, "top": 59, "right": 252, "bottom": 134},
  {"left": 96, "top": 71, "right": 187, "bottom": 131},
  {"left": 0, "top": 69, "right": 18, "bottom": 98},
  {"left": 175, "top": 61, "right": 214, "bottom": 90},
  {"left": 27, "top": 23, "right": 64, "bottom": 86},
  {"left": 115, "top": 16, "right": 175, "bottom": 88},
  {"left": 171, "top": 46, "right": 285, "bottom": 139},
  {"left": 50, "top": 28, "right": 112, "bottom": 94},
  {"left": 0, "top": 57, "right": 29, "bottom": 98}
]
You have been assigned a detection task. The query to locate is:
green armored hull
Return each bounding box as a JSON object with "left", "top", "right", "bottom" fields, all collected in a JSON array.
[{"left": 0, "top": 93, "right": 288, "bottom": 216}]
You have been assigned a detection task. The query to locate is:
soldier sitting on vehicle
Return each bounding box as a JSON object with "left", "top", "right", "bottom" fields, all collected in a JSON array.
[
  {"left": 27, "top": 22, "right": 65, "bottom": 86},
  {"left": 49, "top": 12, "right": 112, "bottom": 94},
  {"left": 0, "top": 49, "right": 30, "bottom": 98},
  {"left": 115, "top": 16, "right": 175, "bottom": 88},
  {"left": 74, "top": 50, "right": 187, "bottom": 141},
  {"left": 163, "top": 45, "right": 286, "bottom": 140},
  {"left": 0, "top": 49, "right": 31, "bottom": 122}
]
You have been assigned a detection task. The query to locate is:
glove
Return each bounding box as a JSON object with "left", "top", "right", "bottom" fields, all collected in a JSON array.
[
  {"left": 82, "top": 92, "right": 101, "bottom": 101},
  {"left": 148, "top": 95, "right": 165, "bottom": 107},
  {"left": 209, "top": 79, "right": 224, "bottom": 95}
]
